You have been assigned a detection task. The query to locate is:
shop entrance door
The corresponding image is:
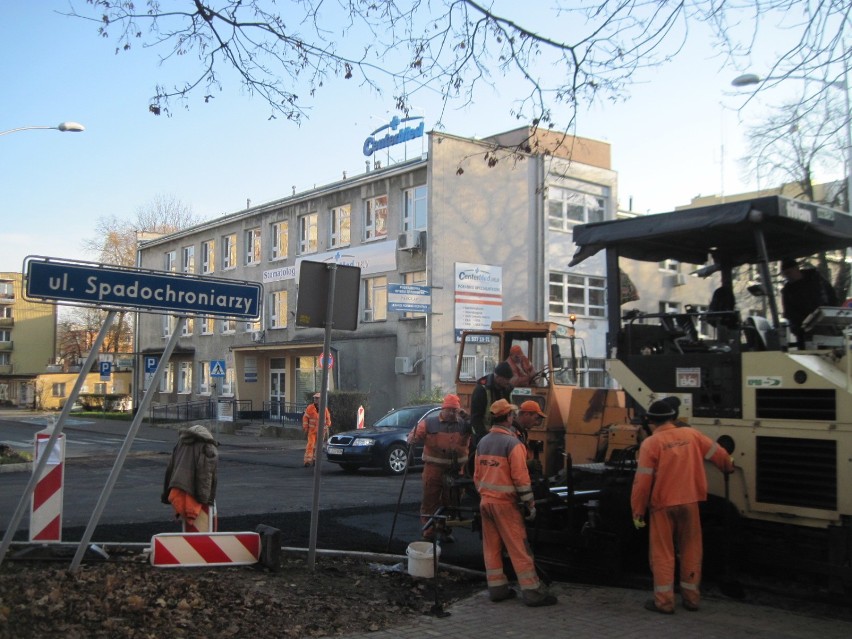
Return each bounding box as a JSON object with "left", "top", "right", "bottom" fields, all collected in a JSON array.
[{"left": 269, "top": 358, "right": 286, "bottom": 420}]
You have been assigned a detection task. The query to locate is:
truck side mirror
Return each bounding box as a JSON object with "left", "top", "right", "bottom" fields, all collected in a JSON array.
[{"left": 551, "top": 344, "right": 563, "bottom": 369}]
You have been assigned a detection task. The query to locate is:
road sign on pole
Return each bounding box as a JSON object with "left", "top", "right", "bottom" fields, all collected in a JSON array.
[
  {"left": 210, "top": 360, "right": 226, "bottom": 378},
  {"left": 99, "top": 361, "right": 112, "bottom": 380},
  {"left": 25, "top": 256, "right": 262, "bottom": 320}
]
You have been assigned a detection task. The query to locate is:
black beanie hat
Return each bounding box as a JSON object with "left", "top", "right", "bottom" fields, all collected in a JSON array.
[
  {"left": 494, "top": 362, "right": 513, "bottom": 379},
  {"left": 647, "top": 399, "right": 677, "bottom": 420}
]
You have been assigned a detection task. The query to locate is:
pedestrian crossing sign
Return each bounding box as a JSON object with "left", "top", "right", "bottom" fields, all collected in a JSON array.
[{"left": 211, "top": 360, "right": 226, "bottom": 378}]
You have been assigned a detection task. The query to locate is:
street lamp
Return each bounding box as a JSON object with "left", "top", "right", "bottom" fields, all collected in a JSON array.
[
  {"left": 0, "top": 121, "right": 86, "bottom": 137},
  {"left": 731, "top": 73, "right": 852, "bottom": 211}
]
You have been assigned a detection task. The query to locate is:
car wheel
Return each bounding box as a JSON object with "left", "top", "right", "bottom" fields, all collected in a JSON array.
[
  {"left": 340, "top": 463, "right": 361, "bottom": 473},
  {"left": 384, "top": 444, "right": 409, "bottom": 475}
]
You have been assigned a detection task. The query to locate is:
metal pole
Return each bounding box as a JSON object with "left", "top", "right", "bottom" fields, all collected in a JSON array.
[
  {"left": 0, "top": 311, "right": 117, "bottom": 566},
  {"left": 70, "top": 316, "right": 186, "bottom": 571},
  {"left": 307, "top": 265, "right": 337, "bottom": 570}
]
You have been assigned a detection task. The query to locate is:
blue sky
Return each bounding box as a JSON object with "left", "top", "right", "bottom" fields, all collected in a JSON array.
[{"left": 0, "top": 2, "right": 828, "bottom": 273}]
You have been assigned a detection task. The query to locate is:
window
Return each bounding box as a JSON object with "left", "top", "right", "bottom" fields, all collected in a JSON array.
[
  {"left": 0, "top": 281, "right": 13, "bottom": 299},
  {"left": 659, "top": 259, "right": 679, "bottom": 273},
  {"left": 177, "top": 362, "right": 193, "bottom": 394},
  {"left": 402, "top": 270, "right": 427, "bottom": 319},
  {"left": 0, "top": 353, "right": 9, "bottom": 366},
  {"left": 0, "top": 329, "right": 10, "bottom": 342},
  {"left": 94, "top": 382, "right": 107, "bottom": 394},
  {"left": 245, "top": 318, "right": 261, "bottom": 333},
  {"left": 159, "top": 363, "right": 174, "bottom": 393},
  {"left": 182, "top": 246, "right": 195, "bottom": 273},
  {"left": 299, "top": 214, "right": 318, "bottom": 254},
  {"left": 403, "top": 186, "right": 427, "bottom": 232},
  {"left": 245, "top": 228, "right": 261, "bottom": 265},
  {"left": 692, "top": 304, "right": 710, "bottom": 338},
  {"left": 363, "top": 276, "right": 388, "bottom": 322},
  {"left": 181, "top": 317, "right": 194, "bottom": 336},
  {"left": 52, "top": 383, "right": 66, "bottom": 397},
  {"left": 165, "top": 250, "right": 177, "bottom": 272},
  {"left": 201, "top": 240, "right": 215, "bottom": 273},
  {"left": 364, "top": 195, "right": 388, "bottom": 240},
  {"left": 221, "top": 317, "right": 236, "bottom": 334},
  {"left": 270, "top": 290, "right": 288, "bottom": 329},
  {"left": 659, "top": 301, "right": 680, "bottom": 315},
  {"left": 222, "top": 234, "right": 237, "bottom": 269},
  {"left": 162, "top": 315, "right": 175, "bottom": 338},
  {"left": 199, "top": 361, "right": 212, "bottom": 394},
  {"left": 0, "top": 307, "right": 11, "bottom": 319},
  {"left": 271, "top": 221, "right": 289, "bottom": 260},
  {"left": 547, "top": 182, "right": 607, "bottom": 230},
  {"left": 221, "top": 367, "right": 235, "bottom": 396},
  {"left": 200, "top": 315, "right": 214, "bottom": 335},
  {"left": 549, "top": 272, "right": 606, "bottom": 317},
  {"left": 329, "top": 205, "right": 351, "bottom": 248}
]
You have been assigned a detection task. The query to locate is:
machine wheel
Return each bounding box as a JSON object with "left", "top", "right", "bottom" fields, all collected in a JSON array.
[
  {"left": 339, "top": 463, "right": 361, "bottom": 473},
  {"left": 384, "top": 444, "right": 409, "bottom": 475}
]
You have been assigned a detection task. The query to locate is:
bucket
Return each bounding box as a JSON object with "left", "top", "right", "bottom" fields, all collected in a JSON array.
[{"left": 406, "top": 541, "right": 441, "bottom": 578}]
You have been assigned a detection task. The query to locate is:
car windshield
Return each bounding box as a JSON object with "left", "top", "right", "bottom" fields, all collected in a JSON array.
[{"left": 373, "top": 406, "right": 431, "bottom": 430}]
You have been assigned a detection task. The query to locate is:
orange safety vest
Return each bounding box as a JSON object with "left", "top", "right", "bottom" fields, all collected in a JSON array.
[
  {"left": 474, "top": 425, "right": 534, "bottom": 506},
  {"left": 409, "top": 411, "right": 470, "bottom": 468},
  {"left": 302, "top": 403, "right": 332, "bottom": 431}
]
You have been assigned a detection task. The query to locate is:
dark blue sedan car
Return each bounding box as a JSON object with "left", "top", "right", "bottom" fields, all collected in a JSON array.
[{"left": 325, "top": 404, "right": 440, "bottom": 475}]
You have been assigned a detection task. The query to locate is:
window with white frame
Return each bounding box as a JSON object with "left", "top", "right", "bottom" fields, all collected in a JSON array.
[
  {"left": 177, "top": 362, "right": 193, "bottom": 394},
  {"left": 403, "top": 185, "right": 427, "bottom": 232},
  {"left": 0, "top": 329, "right": 10, "bottom": 342},
  {"left": 329, "top": 204, "right": 351, "bottom": 248},
  {"left": 162, "top": 315, "right": 175, "bottom": 338},
  {"left": 94, "top": 382, "right": 107, "bottom": 394},
  {"left": 659, "top": 301, "right": 679, "bottom": 315},
  {"left": 0, "top": 353, "right": 9, "bottom": 366},
  {"left": 363, "top": 275, "right": 388, "bottom": 322},
  {"left": 0, "top": 281, "right": 13, "bottom": 298},
  {"left": 181, "top": 317, "right": 194, "bottom": 336},
  {"left": 200, "top": 315, "right": 214, "bottom": 335},
  {"left": 245, "top": 227, "right": 261, "bottom": 265},
  {"left": 271, "top": 221, "right": 288, "bottom": 260},
  {"left": 270, "top": 290, "right": 288, "bottom": 329},
  {"left": 159, "top": 363, "right": 174, "bottom": 393},
  {"left": 364, "top": 195, "right": 388, "bottom": 240},
  {"left": 401, "top": 270, "right": 427, "bottom": 319},
  {"left": 0, "top": 306, "right": 11, "bottom": 319},
  {"left": 547, "top": 182, "right": 607, "bottom": 231},
  {"left": 165, "top": 250, "right": 177, "bottom": 272},
  {"left": 548, "top": 272, "right": 606, "bottom": 317},
  {"left": 245, "top": 318, "right": 261, "bottom": 333},
  {"left": 201, "top": 240, "right": 215, "bottom": 273},
  {"left": 299, "top": 213, "right": 318, "bottom": 254},
  {"left": 659, "top": 259, "right": 679, "bottom": 272},
  {"left": 199, "top": 361, "right": 211, "bottom": 394},
  {"left": 222, "top": 234, "right": 237, "bottom": 270},
  {"left": 182, "top": 246, "right": 195, "bottom": 273},
  {"left": 221, "top": 317, "right": 236, "bottom": 334},
  {"left": 221, "top": 367, "right": 235, "bottom": 395},
  {"left": 52, "top": 383, "right": 66, "bottom": 398}
]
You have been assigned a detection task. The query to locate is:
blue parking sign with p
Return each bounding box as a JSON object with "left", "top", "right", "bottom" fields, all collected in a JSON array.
[
  {"left": 99, "top": 361, "right": 112, "bottom": 380},
  {"left": 145, "top": 356, "right": 159, "bottom": 374}
]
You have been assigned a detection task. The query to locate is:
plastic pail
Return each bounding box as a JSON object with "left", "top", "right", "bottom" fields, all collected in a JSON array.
[{"left": 406, "top": 541, "right": 440, "bottom": 578}]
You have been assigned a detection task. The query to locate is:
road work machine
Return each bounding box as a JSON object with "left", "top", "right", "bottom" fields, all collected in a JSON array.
[{"left": 562, "top": 195, "right": 852, "bottom": 593}]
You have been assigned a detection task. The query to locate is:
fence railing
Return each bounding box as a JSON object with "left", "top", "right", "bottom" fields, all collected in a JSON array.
[
  {"left": 262, "top": 401, "right": 307, "bottom": 426},
  {"left": 150, "top": 399, "right": 216, "bottom": 423}
]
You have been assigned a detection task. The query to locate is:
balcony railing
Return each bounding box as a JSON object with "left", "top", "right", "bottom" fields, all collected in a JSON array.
[
  {"left": 0, "top": 341, "right": 12, "bottom": 352},
  {"left": 0, "top": 317, "right": 13, "bottom": 328}
]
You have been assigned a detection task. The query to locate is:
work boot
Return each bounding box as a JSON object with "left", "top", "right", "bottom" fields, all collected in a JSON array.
[
  {"left": 488, "top": 586, "right": 517, "bottom": 602},
  {"left": 644, "top": 600, "right": 674, "bottom": 615},
  {"left": 682, "top": 600, "right": 699, "bottom": 612},
  {"left": 523, "top": 588, "right": 558, "bottom": 607}
]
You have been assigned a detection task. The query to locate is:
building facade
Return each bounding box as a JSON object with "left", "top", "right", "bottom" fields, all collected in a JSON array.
[
  {"left": 0, "top": 272, "right": 57, "bottom": 407},
  {"left": 135, "top": 126, "right": 714, "bottom": 421}
]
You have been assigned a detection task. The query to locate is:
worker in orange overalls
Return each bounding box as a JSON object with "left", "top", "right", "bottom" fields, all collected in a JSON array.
[
  {"left": 631, "top": 398, "right": 733, "bottom": 614},
  {"left": 474, "top": 399, "right": 557, "bottom": 607},
  {"left": 407, "top": 393, "right": 471, "bottom": 543},
  {"left": 506, "top": 345, "right": 536, "bottom": 387},
  {"left": 302, "top": 392, "right": 331, "bottom": 467}
]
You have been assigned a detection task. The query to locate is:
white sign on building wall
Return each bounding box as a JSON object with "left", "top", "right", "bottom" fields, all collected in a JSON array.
[
  {"left": 454, "top": 262, "right": 503, "bottom": 342},
  {"left": 262, "top": 241, "right": 398, "bottom": 284}
]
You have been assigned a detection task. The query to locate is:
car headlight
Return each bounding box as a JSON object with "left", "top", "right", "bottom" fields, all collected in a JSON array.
[{"left": 352, "top": 438, "right": 376, "bottom": 447}]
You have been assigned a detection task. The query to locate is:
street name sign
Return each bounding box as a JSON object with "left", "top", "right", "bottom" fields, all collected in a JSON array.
[{"left": 25, "top": 257, "right": 262, "bottom": 320}]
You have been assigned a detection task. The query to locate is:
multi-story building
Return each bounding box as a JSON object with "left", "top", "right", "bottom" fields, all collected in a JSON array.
[
  {"left": 0, "top": 272, "right": 57, "bottom": 407},
  {"left": 135, "top": 125, "right": 714, "bottom": 421}
]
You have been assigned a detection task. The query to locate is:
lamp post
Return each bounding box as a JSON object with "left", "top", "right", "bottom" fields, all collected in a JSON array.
[
  {"left": 731, "top": 73, "right": 852, "bottom": 211},
  {"left": 0, "top": 122, "right": 86, "bottom": 137}
]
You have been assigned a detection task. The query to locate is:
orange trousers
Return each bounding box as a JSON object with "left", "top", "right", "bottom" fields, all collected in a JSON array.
[
  {"left": 419, "top": 464, "right": 457, "bottom": 537},
  {"left": 303, "top": 428, "right": 317, "bottom": 464},
  {"left": 649, "top": 502, "right": 702, "bottom": 612},
  {"left": 479, "top": 501, "right": 541, "bottom": 593}
]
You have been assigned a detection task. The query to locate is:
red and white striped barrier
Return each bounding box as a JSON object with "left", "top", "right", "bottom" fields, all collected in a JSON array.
[
  {"left": 150, "top": 532, "right": 261, "bottom": 567},
  {"left": 30, "top": 430, "right": 65, "bottom": 542},
  {"left": 357, "top": 405, "right": 365, "bottom": 429},
  {"left": 183, "top": 502, "right": 218, "bottom": 533}
]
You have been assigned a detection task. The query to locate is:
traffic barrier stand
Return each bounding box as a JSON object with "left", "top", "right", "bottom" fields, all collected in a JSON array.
[
  {"left": 30, "top": 429, "right": 65, "bottom": 542},
  {"left": 357, "top": 405, "right": 365, "bottom": 429},
  {"left": 183, "top": 502, "right": 218, "bottom": 533},
  {"left": 150, "top": 532, "right": 261, "bottom": 568}
]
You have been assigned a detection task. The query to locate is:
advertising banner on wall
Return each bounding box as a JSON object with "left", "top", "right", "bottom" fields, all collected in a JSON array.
[{"left": 454, "top": 262, "right": 503, "bottom": 342}]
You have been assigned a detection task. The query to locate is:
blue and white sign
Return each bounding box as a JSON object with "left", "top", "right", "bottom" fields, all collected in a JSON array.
[
  {"left": 210, "top": 360, "right": 226, "bottom": 378},
  {"left": 363, "top": 116, "right": 425, "bottom": 157},
  {"left": 388, "top": 283, "right": 431, "bottom": 313},
  {"left": 99, "top": 361, "right": 112, "bottom": 380},
  {"left": 144, "top": 356, "right": 159, "bottom": 374},
  {"left": 25, "top": 257, "right": 262, "bottom": 320}
]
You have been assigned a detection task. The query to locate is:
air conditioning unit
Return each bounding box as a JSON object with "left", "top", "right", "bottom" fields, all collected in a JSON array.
[
  {"left": 417, "top": 230, "right": 427, "bottom": 250},
  {"left": 251, "top": 330, "right": 265, "bottom": 343},
  {"left": 670, "top": 273, "right": 687, "bottom": 287},
  {"left": 398, "top": 231, "right": 414, "bottom": 250},
  {"left": 395, "top": 356, "right": 413, "bottom": 374}
]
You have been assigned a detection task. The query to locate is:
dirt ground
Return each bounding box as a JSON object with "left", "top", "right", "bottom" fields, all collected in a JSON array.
[{"left": 0, "top": 551, "right": 482, "bottom": 639}]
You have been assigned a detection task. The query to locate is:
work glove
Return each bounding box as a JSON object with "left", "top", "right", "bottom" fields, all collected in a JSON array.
[
  {"left": 632, "top": 515, "right": 646, "bottom": 529},
  {"left": 524, "top": 503, "right": 537, "bottom": 522}
]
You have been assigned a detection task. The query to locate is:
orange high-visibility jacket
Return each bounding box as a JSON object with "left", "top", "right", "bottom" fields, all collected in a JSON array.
[
  {"left": 408, "top": 411, "right": 471, "bottom": 468},
  {"left": 474, "top": 425, "right": 534, "bottom": 506},
  {"left": 631, "top": 423, "right": 732, "bottom": 515},
  {"left": 302, "top": 403, "right": 331, "bottom": 431}
]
